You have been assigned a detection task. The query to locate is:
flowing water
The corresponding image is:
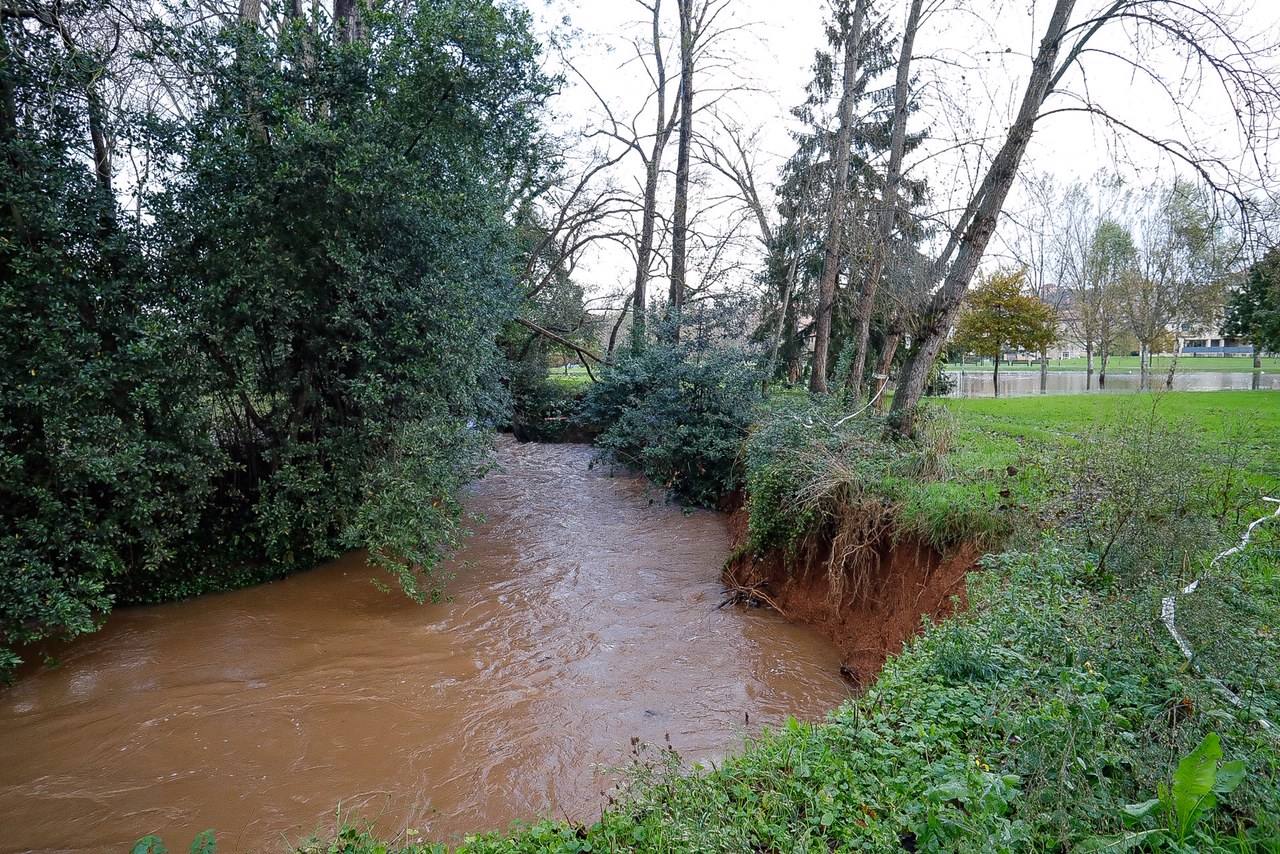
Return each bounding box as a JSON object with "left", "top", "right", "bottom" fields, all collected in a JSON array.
[
  {"left": 0, "top": 441, "right": 848, "bottom": 854},
  {"left": 945, "top": 368, "right": 1280, "bottom": 397}
]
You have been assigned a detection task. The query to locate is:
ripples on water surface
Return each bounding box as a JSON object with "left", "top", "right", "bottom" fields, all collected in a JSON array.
[{"left": 0, "top": 440, "right": 848, "bottom": 853}]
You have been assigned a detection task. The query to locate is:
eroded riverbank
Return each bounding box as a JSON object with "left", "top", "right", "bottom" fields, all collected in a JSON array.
[{"left": 0, "top": 440, "right": 848, "bottom": 853}]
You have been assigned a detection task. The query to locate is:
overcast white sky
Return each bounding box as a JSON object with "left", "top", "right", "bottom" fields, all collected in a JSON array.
[{"left": 518, "top": 0, "right": 1279, "bottom": 297}]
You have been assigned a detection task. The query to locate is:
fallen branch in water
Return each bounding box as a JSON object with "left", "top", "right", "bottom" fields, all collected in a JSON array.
[{"left": 722, "top": 567, "right": 789, "bottom": 619}]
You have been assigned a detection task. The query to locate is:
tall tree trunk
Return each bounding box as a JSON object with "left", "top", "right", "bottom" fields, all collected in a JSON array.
[
  {"left": 1039, "top": 345, "right": 1048, "bottom": 393},
  {"left": 1165, "top": 347, "right": 1179, "bottom": 389},
  {"left": 239, "top": 0, "right": 262, "bottom": 24},
  {"left": 607, "top": 294, "right": 633, "bottom": 357},
  {"left": 809, "top": 0, "right": 868, "bottom": 393},
  {"left": 1253, "top": 343, "right": 1261, "bottom": 370},
  {"left": 888, "top": 0, "right": 1077, "bottom": 433},
  {"left": 787, "top": 343, "right": 802, "bottom": 385},
  {"left": 1139, "top": 341, "right": 1149, "bottom": 390},
  {"left": 870, "top": 326, "right": 902, "bottom": 411},
  {"left": 631, "top": 0, "right": 676, "bottom": 352},
  {"left": 993, "top": 352, "right": 1000, "bottom": 398},
  {"left": 334, "top": 0, "right": 362, "bottom": 44},
  {"left": 1099, "top": 350, "right": 1109, "bottom": 388},
  {"left": 85, "top": 84, "right": 111, "bottom": 194},
  {"left": 847, "top": 0, "right": 921, "bottom": 397},
  {"left": 765, "top": 241, "right": 803, "bottom": 391},
  {"left": 1085, "top": 342, "right": 1093, "bottom": 389},
  {"left": 668, "top": 0, "right": 695, "bottom": 342},
  {"left": 766, "top": 157, "right": 818, "bottom": 390}
]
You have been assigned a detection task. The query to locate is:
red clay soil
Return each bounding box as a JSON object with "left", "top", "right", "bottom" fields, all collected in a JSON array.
[{"left": 724, "top": 505, "right": 981, "bottom": 687}]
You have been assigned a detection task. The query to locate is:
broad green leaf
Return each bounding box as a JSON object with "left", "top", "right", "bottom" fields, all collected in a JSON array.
[
  {"left": 1213, "top": 759, "right": 1246, "bottom": 795},
  {"left": 1172, "top": 732, "right": 1222, "bottom": 834},
  {"left": 925, "top": 778, "right": 969, "bottom": 802},
  {"left": 1121, "top": 798, "right": 1161, "bottom": 820}
]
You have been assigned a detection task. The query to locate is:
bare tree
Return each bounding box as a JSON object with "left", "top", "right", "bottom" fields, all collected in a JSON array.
[
  {"left": 1122, "top": 180, "right": 1234, "bottom": 389},
  {"left": 888, "top": 0, "right": 1279, "bottom": 432},
  {"left": 846, "top": 0, "right": 922, "bottom": 397},
  {"left": 810, "top": 0, "right": 869, "bottom": 393},
  {"left": 1003, "top": 172, "right": 1073, "bottom": 392},
  {"left": 1057, "top": 180, "right": 1135, "bottom": 388},
  {"left": 569, "top": 0, "right": 682, "bottom": 351}
]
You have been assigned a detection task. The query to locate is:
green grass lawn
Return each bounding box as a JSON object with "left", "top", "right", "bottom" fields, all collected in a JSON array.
[
  {"left": 942, "top": 391, "right": 1280, "bottom": 502},
  {"left": 545, "top": 365, "right": 593, "bottom": 391},
  {"left": 964, "top": 354, "right": 1280, "bottom": 373}
]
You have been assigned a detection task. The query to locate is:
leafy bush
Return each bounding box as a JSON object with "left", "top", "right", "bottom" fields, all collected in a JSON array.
[
  {"left": 1, "top": 0, "right": 551, "bottom": 671},
  {"left": 578, "top": 343, "right": 762, "bottom": 507}
]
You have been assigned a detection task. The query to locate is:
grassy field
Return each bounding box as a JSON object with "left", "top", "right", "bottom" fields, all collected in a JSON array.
[
  {"left": 545, "top": 365, "right": 594, "bottom": 390},
  {"left": 964, "top": 354, "right": 1280, "bottom": 373},
  {"left": 301, "top": 392, "right": 1280, "bottom": 854},
  {"left": 942, "top": 391, "right": 1280, "bottom": 506}
]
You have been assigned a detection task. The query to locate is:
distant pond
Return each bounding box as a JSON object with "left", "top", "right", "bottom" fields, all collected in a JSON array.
[{"left": 943, "top": 369, "right": 1280, "bottom": 398}]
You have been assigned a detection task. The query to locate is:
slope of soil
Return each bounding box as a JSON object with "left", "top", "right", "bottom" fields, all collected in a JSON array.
[{"left": 724, "top": 504, "right": 980, "bottom": 685}]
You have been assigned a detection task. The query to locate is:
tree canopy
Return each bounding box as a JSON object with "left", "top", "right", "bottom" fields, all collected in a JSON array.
[
  {"left": 1224, "top": 249, "right": 1280, "bottom": 358},
  {"left": 953, "top": 269, "right": 1058, "bottom": 395},
  {"left": 0, "top": 0, "right": 551, "bottom": 670}
]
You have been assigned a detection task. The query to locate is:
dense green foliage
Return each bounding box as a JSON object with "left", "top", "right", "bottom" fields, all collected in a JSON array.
[
  {"left": 1224, "top": 249, "right": 1280, "bottom": 357},
  {"left": 0, "top": 0, "right": 550, "bottom": 670},
  {"left": 1, "top": 5, "right": 216, "bottom": 670},
  {"left": 578, "top": 343, "right": 762, "bottom": 507}
]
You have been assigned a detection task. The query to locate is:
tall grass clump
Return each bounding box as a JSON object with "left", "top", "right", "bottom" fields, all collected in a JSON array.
[{"left": 742, "top": 400, "right": 1016, "bottom": 596}]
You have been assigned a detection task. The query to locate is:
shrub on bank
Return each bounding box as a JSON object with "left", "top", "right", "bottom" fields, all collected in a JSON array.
[
  {"left": 578, "top": 344, "right": 762, "bottom": 507},
  {"left": 742, "top": 400, "right": 1020, "bottom": 561}
]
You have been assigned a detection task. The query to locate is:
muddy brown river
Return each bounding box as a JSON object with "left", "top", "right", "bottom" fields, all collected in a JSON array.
[{"left": 0, "top": 441, "right": 848, "bottom": 853}]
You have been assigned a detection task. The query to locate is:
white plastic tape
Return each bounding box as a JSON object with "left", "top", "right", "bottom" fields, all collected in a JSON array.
[{"left": 1160, "top": 497, "right": 1280, "bottom": 736}]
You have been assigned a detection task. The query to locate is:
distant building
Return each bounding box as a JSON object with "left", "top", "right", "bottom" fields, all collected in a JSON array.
[{"left": 1175, "top": 323, "right": 1253, "bottom": 357}]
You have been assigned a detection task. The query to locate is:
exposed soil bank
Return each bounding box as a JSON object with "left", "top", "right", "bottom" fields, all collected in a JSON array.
[{"left": 724, "top": 505, "right": 980, "bottom": 686}]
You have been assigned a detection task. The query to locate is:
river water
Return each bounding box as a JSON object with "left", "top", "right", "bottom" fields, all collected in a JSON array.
[
  {"left": 945, "top": 368, "right": 1280, "bottom": 397},
  {"left": 0, "top": 441, "right": 848, "bottom": 853}
]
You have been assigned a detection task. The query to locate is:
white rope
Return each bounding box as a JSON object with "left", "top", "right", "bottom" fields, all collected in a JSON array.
[
  {"left": 1160, "top": 497, "right": 1280, "bottom": 736},
  {"left": 832, "top": 374, "right": 889, "bottom": 429},
  {"left": 783, "top": 374, "right": 890, "bottom": 430}
]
